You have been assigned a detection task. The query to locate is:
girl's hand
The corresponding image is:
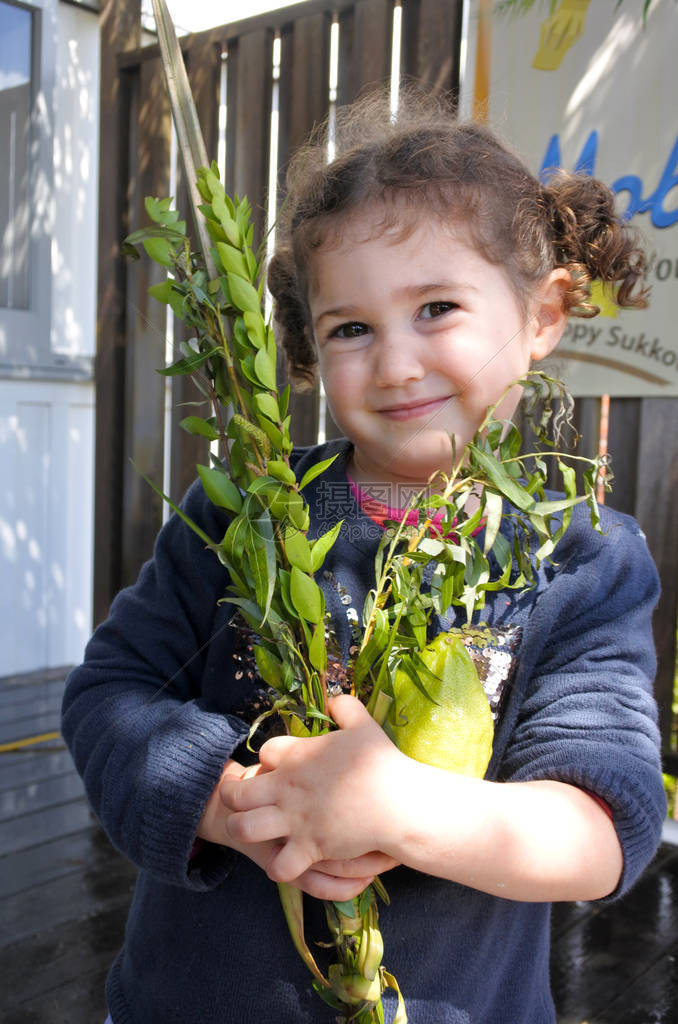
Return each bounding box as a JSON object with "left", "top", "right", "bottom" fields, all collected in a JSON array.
[
  {"left": 198, "top": 749, "right": 398, "bottom": 899},
  {"left": 219, "top": 695, "right": 407, "bottom": 883}
]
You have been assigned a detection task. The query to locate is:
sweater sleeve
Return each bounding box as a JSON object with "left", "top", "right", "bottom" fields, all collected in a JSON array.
[
  {"left": 498, "top": 511, "right": 667, "bottom": 900},
  {"left": 61, "top": 480, "right": 250, "bottom": 891}
]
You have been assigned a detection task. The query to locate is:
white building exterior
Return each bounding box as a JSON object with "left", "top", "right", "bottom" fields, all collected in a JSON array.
[{"left": 0, "top": 0, "right": 98, "bottom": 675}]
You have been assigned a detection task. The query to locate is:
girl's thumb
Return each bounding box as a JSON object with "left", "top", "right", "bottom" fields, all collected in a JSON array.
[{"left": 329, "top": 693, "right": 373, "bottom": 730}]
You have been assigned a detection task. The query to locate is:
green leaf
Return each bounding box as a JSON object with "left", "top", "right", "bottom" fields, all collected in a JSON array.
[
  {"left": 124, "top": 223, "right": 186, "bottom": 246},
  {"left": 148, "top": 279, "right": 173, "bottom": 304},
  {"left": 253, "top": 643, "right": 284, "bottom": 689},
  {"left": 255, "top": 392, "right": 281, "bottom": 422},
  {"left": 298, "top": 453, "right": 340, "bottom": 491},
  {"left": 287, "top": 495, "right": 310, "bottom": 532},
  {"left": 531, "top": 495, "right": 585, "bottom": 517},
  {"left": 158, "top": 346, "right": 219, "bottom": 376},
  {"left": 257, "top": 416, "right": 285, "bottom": 453},
  {"left": 267, "top": 460, "right": 297, "bottom": 486},
  {"left": 332, "top": 899, "right": 358, "bottom": 918},
  {"left": 417, "top": 536, "right": 446, "bottom": 558},
  {"left": 279, "top": 384, "right": 291, "bottom": 418},
  {"left": 308, "top": 622, "right": 327, "bottom": 672},
  {"left": 483, "top": 489, "right": 503, "bottom": 555},
  {"left": 211, "top": 193, "right": 240, "bottom": 246},
  {"left": 228, "top": 272, "right": 261, "bottom": 314},
  {"left": 149, "top": 278, "right": 186, "bottom": 318},
  {"left": 284, "top": 526, "right": 313, "bottom": 573},
  {"left": 253, "top": 346, "right": 277, "bottom": 390},
  {"left": 244, "top": 311, "right": 267, "bottom": 348},
  {"left": 197, "top": 464, "right": 243, "bottom": 513},
  {"left": 310, "top": 520, "right": 343, "bottom": 573},
  {"left": 142, "top": 236, "right": 175, "bottom": 267},
  {"left": 216, "top": 242, "right": 249, "bottom": 280},
  {"left": 468, "top": 443, "right": 535, "bottom": 512},
  {"left": 248, "top": 509, "right": 277, "bottom": 622},
  {"left": 277, "top": 882, "right": 329, "bottom": 989},
  {"left": 134, "top": 465, "right": 215, "bottom": 548},
  {"left": 290, "top": 566, "right": 323, "bottom": 624},
  {"left": 180, "top": 416, "right": 220, "bottom": 442}
]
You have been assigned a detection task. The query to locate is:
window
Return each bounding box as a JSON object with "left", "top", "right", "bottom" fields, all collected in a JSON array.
[
  {"left": 0, "top": 1, "right": 31, "bottom": 311},
  {"left": 0, "top": 0, "right": 94, "bottom": 380}
]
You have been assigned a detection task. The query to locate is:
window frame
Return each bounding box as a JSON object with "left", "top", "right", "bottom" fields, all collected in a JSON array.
[{"left": 0, "top": 0, "right": 92, "bottom": 381}]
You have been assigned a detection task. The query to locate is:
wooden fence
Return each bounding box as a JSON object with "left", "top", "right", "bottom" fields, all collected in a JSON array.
[{"left": 95, "top": 0, "right": 677, "bottom": 773}]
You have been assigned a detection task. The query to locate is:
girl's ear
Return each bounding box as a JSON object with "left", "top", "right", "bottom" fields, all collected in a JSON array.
[{"left": 529, "top": 269, "right": 571, "bottom": 361}]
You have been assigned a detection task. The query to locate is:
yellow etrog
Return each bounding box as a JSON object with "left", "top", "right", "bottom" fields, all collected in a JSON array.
[{"left": 388, "top": 632, "right": 493, "bottom": 778}]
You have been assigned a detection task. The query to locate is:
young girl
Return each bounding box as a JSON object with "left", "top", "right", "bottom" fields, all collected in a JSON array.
[{"left": 63, "top": 93, "right": 666, "bottom": 1024}]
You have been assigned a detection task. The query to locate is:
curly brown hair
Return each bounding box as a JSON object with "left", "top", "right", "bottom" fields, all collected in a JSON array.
[{"left": 268, "top": 89, "right": 649, "bottom": 390}]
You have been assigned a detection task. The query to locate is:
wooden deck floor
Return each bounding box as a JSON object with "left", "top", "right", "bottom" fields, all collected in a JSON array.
[{"left": 2, "top": 668, "right": 678, "bottom": 1023}]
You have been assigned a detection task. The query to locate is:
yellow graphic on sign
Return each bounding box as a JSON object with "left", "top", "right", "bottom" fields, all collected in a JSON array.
[
  {"left": 533, "top": 0, "right": 592, "bottom": 69},
  {"left": 589, "top": 279, "right": 619, "bottom": 318}
]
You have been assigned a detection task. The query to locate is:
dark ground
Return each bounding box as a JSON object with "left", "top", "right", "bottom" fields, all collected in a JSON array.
[{"left": 2, "top": 668, "right": 677, "bottom": 1024}]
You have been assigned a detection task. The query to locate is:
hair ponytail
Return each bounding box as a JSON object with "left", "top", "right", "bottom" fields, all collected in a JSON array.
[{"left": 541, "top": 172, "right": 650, "bottom": 316}]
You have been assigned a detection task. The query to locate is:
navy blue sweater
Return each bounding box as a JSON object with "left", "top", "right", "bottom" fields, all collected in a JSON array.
[{"left": 62, "top": 440, "right": 666, "bottom": 1024}]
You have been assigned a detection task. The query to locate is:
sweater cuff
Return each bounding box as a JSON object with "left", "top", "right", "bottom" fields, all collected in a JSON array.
[{"left": 138, "top": 701, "right": 250, "bottom": 890}]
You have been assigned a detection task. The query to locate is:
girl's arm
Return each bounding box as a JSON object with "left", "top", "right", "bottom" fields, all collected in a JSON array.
[
  {"left": 62, "top": 480, "right": 255, "bottom": 890},
  {"left": 221, "top": 695, "right": 623, "bottom": 901}
]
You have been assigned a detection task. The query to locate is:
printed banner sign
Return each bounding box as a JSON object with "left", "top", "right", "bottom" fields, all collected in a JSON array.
[{"left": 461, "top": 0, "right": 678, "bottom": 396}]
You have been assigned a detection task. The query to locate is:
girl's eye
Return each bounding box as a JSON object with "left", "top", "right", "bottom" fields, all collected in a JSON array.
[
  {"left": 330, "top": 322, "right": 370, "bottom": 339},
  {"left": 419, "top": 301, "right": 458, "bottom": 320}
]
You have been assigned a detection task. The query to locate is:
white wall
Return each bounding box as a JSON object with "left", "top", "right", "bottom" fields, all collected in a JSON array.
[
  {"left": 0, "top": 1, "right": 98, "bottom": 676},
  {"left": 0, "top": 380, "right": 94, "bottom": 673}
]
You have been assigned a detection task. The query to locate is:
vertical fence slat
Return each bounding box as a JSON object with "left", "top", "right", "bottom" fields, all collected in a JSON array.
[
  {"left": 606, "top": 397, "right": 641, "bottom": 517},
  {"left": 400, "top": 0, "right": 464, "bottom": 95},
  {"left": 94, "top": 0, "right": 141, "bottom": 626},
  {"left": 633, "top": 398, "right": 678, "bottom": 760},
  {"left": 225, "top": 28, "right": 274, "bottom": 248},
  {"left": 276, "top": 11, "right": 332, "bottom": 446},
  {"left": 121, "top": 57, "right": 171, "bottom": 589},
  {"left": 337, "top": 0, "right": 394, "bottom": 106},
  {"left": 169, "top": 40, "right": 223, "bottom": 502}
]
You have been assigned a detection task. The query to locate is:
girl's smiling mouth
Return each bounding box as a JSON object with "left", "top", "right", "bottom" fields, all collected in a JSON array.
[{"left": 378, "top": 395, "right": 454, "bottom": 421}]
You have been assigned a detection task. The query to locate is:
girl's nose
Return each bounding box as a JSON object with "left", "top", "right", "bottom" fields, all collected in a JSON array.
[{"left": 372, "top": 333, "right": 425, "bottom": 387}]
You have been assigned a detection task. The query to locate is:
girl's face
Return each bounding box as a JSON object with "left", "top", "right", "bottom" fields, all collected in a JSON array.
[{"left": 309, "top": 211, "right": 566, "bottom": 495}]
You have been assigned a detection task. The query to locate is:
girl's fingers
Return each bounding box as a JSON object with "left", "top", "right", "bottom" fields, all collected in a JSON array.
[
  {"left": 314, "top": 852, "right": 399, "bottom": 877},
  {"left": 299, "top": 869, "right": 374, "bottom": 902},
  {"left": 220, "top": 771, "right": 274, "bottom": 811},
  {"left": 225, "top": 805, "right": 288, "bottom": 845},
  {"left": 265, "top": 838, "right": 315, "bottom": 884},
  {"left": 258, "top": 734, "right": 298, "bottom": 770}
]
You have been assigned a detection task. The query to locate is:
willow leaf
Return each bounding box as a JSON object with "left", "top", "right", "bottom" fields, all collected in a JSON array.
[
  {"left": 298, "top": 453, "right": 340, "bottom": 491},
  {"left": 284, "top": 526, "right": 314, "bottom": 573},
  {"left": 197, "top": 465, "right": 243, "bottom": 513},
  {"left": 277, "top": 883, "right": 329, "bottom": 989},
  {"left": 310, "top": 520, "right": 343, "bottom": 573},
  {"left": 228, "top": 272, "right": 261, "bottom": 314},
  {"left": 134, "top": 466, "right": 215, "bottom": 548},
  {"left": 468, "top": 443, "right": 535, "bottom": 512},
  {"left": 180, "top": 416, "right": 220, "bottom": 442},
  {"left": 290, "top": 566, "right": 323, "bottom": 624},
  {"left": 483, "top": 490, "right": 503, "bottom": 555},
  {"left": 255, "top": 392, "right": 281, "bottom": 422}
]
